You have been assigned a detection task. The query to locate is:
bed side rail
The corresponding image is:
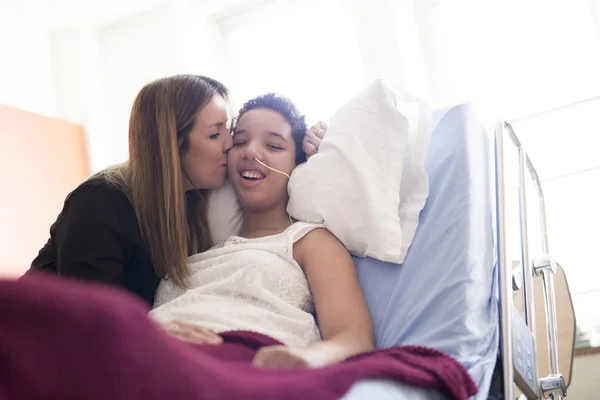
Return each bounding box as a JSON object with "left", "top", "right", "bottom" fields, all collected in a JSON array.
[{"left": 494, "top": 121, "right": 566, "bottom": 400}]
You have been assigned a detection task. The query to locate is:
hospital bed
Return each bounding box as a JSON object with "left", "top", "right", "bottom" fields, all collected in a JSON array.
[{"left": 339, "top": 104, "right": 570, "bottom": 400}]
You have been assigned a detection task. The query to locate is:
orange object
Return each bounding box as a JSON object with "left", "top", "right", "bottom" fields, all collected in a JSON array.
[{"left": 0, "top": 105, "right": 88, "bottom": 278}]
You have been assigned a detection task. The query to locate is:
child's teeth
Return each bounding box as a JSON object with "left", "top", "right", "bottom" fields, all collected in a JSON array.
[{"left": 242, "top": 171, "right": 262, "bottom": 179}]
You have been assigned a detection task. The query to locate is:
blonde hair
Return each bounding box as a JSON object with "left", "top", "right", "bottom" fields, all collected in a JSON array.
[{"left": 100, "top": 75, "right": 228, "bottom": 288}]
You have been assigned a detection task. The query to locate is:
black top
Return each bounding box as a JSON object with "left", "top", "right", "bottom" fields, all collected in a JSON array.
[{"left": 29, "top": 178, "right": 159, "bottom": 306}]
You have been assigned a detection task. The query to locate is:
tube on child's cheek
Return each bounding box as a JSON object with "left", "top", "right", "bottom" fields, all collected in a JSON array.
[{"left": 254, "top": 158, "right": 290, "bottom": 179}]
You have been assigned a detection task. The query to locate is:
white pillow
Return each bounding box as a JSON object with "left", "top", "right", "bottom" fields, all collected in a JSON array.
[
  {"left": 207, "top": 181, "right": 242, "bottom": 245},
  {"left": 395, "top": 91, "right": 432, "bottom": 260},
  {"left": 287, "top": 79, "right": 431, "bottom": 263}
]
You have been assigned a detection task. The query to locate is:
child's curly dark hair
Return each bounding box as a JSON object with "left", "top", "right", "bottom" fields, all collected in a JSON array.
[{"left": 235, "top": 93, "right": 307, "bottom": 165}]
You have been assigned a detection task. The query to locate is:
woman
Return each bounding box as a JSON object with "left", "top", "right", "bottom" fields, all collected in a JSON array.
[
  {"left": 28, "top": 75, "right": 327, "bottom": 306},
  {"left": 150, "top": 93, "right": 374, "bottom": 369}
]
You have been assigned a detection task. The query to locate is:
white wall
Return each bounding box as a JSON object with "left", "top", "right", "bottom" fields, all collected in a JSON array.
[
  {"left": 50, "top": 28, "right": 111, "bottom": 174},
  {"left": 47, "top": 1, "right": 230, "bottom": 174},
  {"left": 97, "top": 7, "right": 182, "bottom": 167},
  {"left": 0, "top": 11, "right": 57, "bottom": 117},
  {"left": 98, "top": 2, "right": 230, "bottom": 168}
]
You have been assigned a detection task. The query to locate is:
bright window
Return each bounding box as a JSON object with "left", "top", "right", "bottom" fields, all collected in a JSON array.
[
  {"left": 420, "top": 0, "right": 600, "bottom": 343},
  {"left": 510, "top": 98, "right": 600, "bottom": 344},
  {"left": 218, "top": 0, "right": 366, "bottom": 123},
  {"left": 419, "top": 0, "right": 600, "bottom": 119}
]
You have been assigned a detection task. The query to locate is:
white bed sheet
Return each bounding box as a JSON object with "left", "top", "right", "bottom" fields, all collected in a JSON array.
[
  {"left": 344, "top": 380, "right": 440, "bottom": 400},
  {"left": 341, "top": 104, "right": 499, "bottom": 400}
]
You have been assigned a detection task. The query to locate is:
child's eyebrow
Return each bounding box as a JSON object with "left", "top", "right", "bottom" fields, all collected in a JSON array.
[{"left": 267, "top": 132, "right": 288, "bottom": 142}]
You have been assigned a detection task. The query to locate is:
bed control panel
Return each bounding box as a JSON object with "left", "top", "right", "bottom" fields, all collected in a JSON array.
[{"left": 513, "top": 310, "right": 539, "bottom": 399}]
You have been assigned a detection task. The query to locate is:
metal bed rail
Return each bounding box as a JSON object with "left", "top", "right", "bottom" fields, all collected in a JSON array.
[{"left": 494, "top": 121, "right": 566, "bottom": 400}]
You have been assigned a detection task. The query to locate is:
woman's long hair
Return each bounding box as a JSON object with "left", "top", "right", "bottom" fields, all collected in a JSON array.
[{"left": 102, "top": 75, "right": 228, "bottom": 288}]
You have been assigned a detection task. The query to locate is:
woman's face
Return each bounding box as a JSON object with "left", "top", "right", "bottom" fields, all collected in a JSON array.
[
  {"left": 182, "top": 94, "right": 232, "bottom": 190},
  {"left": 227, "top": 108, "right": 296, "bottom": 212}
]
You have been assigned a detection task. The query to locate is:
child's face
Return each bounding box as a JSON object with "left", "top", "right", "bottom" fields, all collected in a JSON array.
[{"left": 227, "top": 108, "right": 296, "bottom": 212}]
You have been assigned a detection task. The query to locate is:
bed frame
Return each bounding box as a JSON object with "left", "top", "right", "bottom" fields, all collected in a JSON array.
[{"left": 494, "top": 122, "right": 568, "bottom": 400}]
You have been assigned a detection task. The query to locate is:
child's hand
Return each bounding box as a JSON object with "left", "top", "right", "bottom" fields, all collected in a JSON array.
[
  {"left": 303, "top": 121, "right": 328, "bottom": 158},
  {"left": 252, "top": 345, "right": 311, "bottom": 370},
  {"left": 162, "top": 320, "right": 223, "bottom": 345}
]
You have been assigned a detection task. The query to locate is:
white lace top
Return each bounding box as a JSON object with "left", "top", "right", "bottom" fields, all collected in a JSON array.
[{"left": 149, "top": 222, "right": 323, "bottom": 347}]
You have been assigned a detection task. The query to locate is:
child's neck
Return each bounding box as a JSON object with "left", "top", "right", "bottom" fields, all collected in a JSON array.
[{"left": 241, "top": 207, "right": 292, "bottom": 239}]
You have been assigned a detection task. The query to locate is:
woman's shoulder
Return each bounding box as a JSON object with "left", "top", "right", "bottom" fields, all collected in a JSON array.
[
  {"left": 61, "top": 175, "right": 135, "bottom": 224},
  {"left": 67, "top": 175, "right": 129, "bottom": 205}
]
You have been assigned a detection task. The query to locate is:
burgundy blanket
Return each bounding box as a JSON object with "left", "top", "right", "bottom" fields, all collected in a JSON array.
[{"left": 0, "top": 275, "right": 477, "bottom": 400}]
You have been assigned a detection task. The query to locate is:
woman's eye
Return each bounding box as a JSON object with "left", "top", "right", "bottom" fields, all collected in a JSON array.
[
  {"left": 232, "top": 141, "right": 247, "bottom": 147},
  {"left": 267, "top": 144, "right": 283, "bottom": 150},
  {"left": 209, "top": 132, "right": 220, "bottom": 140}
]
